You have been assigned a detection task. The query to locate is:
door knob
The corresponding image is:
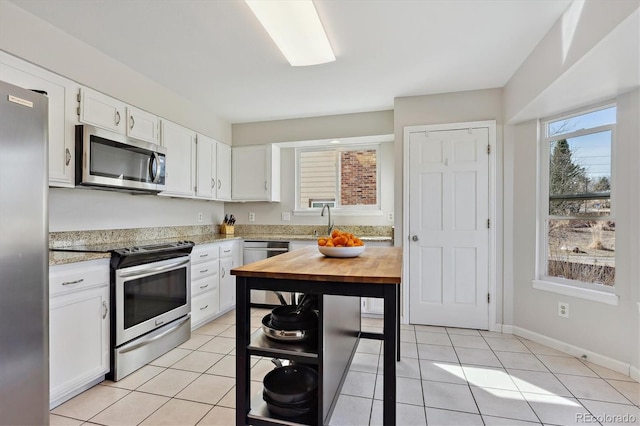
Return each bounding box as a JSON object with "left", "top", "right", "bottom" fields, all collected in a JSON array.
[{"left": 412, "top": 235, "right": 419, "bottom": 242}]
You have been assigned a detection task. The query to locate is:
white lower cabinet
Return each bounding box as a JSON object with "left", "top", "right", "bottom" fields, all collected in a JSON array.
[
  {"left": 49, "top": 259, "right": 110, "bottom": 409},
  {"left": 190, "top": 240, "right": 241, "bottom": 330}
]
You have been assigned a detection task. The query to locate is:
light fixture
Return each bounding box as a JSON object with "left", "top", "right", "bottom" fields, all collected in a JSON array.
[
  {"left": 330, "top": 140, "right": 341, "bottom": 144},
  {"left": 245, "top": 0, "right": 335, "bottom": 67}
]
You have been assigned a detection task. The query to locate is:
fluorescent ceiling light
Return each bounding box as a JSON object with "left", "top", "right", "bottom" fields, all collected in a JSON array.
[{"left": 245, "top": 0, "right": 335, "bottom": 67}]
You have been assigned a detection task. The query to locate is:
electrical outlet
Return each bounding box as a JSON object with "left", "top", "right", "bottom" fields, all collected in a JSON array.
[
  {"left": 281, "top": 212, "right": 291, "bottom": 221},
  {"left": 558, "top": 301, "right": 569, "bottom": 318},
  {"left": 197, "top": 212, "right": 203, "bottom": 223},
  {"left": 388, "top": 212, "right": 394, "bottom": 221},
  {"left": 248, "top": 212, "right": 255, "bottom": 222}
]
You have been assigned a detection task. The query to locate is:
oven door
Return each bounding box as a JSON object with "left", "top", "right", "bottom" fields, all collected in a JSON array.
[{"left": 115, "top": 255, "right": 191, "bottom": 346}]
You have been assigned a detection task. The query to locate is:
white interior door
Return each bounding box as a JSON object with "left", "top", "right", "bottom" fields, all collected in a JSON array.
[{"left": 408, "top": 127, "right": 490, "bottom": 329}]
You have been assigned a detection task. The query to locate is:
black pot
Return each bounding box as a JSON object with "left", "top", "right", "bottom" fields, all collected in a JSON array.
[
  {"left": 263, "top": 364, "right": 318, "bottom": 405},
  {"left": 263, "top": 392, "right": 315, "bottom": 419},
  {"left": 270, "top": 298, "right": 317, "bottom": 330}
]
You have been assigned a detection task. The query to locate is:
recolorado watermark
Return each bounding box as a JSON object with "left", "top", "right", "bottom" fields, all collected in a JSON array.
[{"left": 576, "top": 413, "right": 637, "bottom": 423}]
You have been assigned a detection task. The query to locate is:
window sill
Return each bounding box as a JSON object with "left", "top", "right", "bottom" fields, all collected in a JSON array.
[
  {"left": 532, "top": 279, "right": 619, "bottom": 306},
  {"left": 293, "top": 209, "right": 383, "bottom": 217}
]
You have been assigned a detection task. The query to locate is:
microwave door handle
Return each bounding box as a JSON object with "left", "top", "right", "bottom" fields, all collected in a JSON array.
[{"left": 149, "top": 152, "right": 161, "bottom": 183}]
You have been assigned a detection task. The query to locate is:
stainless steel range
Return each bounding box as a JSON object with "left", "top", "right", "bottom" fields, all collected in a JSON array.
[{"left": 108, "top": 240, "right": 194, "bottom": 380}]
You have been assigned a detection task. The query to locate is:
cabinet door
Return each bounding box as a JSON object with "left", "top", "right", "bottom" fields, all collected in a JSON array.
[
  {"left": 160, "top": 120, "right": 196, "bottom": 197},
  {"left": 126, "top": 105, "right": 159, "bottom": 144},
  {"left": 0, "top": 53, "right": 76, "bottom": 187},
  {"left": 78, "top": 87, "right": 126, "bottom": 134},
  {"left": 196, "top": 134, "right": 216, "bottom": 199},
  {"left": 216, "top": 142, "right": 232, "bottom": 200},
  {"left": 50, "top": 286, "right": 109, "bottom": 407},
  {"left": 219, "top": 257, "right": 234, "bottom": 311},
  {"left": 232, "top": 145, "right": 268, "bottom": 200}
]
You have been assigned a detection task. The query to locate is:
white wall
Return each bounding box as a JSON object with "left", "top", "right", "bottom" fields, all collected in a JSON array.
[
  {"left": 0, "top": 2, "right": 231, "bottom": 232},
  {"left": 49, "top": 188, "right": 225, "bottom": 232},
  {"left": 225, "top": 143, "right": 395, "bottom": 227},
  {"left": 228, "top": 110, "right": 395, "bottom": 227}
]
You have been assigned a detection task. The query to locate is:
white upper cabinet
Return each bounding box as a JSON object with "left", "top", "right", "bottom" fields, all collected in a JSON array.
[
  {"left": 79, "top": 88, "right": 159, "bottom": 144},
  {"left": 160, "top": 120, "right": 196, "bottom": 198},
  {"left": 232, "top": 144, "right": 281, "bottom": 201},
  {"left": 78, "top": 87, "right": 126, "bottom": 134},
  {"left": 216, "top": 142, "right": 232, "bottom": 201},
  {"left": 126, "top": 105, "right": 160, "bottom": 144},
  {"left": 0, "top": 52, "right": 77, "bottom": 188},
  {"left": 195, "top": 134, "right": 217, "bottom": 200}
]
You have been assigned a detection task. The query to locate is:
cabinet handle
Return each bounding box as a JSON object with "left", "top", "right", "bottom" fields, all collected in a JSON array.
[
  {"left": 62, "top": 278, "right": 84, "bottom": 286},
  {"left": 65, "top": 148, "right": 71, "bottom": 166},
  {"left": 200, "top": 269, "right": 208, "bottom": 273},
  {"left": 200, "top": 284, "right": 209, "bottom": 289},
  {"left": 212, "top": 178, "right": 215, "bottom": 189},
  {"left": 130, "top": 115, "right": 135, "bottom": 130},
  {"left": 102, "top": 301, "right": 108, "bottom": 319},
  {"left": 264, "top": 180, "right": 267, "bottom": 191},
  {"left": 199, "top": 254, "right": 209, "bottom": 258},
  {"left": 218, "top": 179, "right": 221, "bottom": 190},
  {"left": 221, "top": 268, "right": 225, "bottom": 278},
  {"left": 115, "top": 111, "right": 121, "bottom": 125},
  {"left": 200, "top": 304, "right": 209, "bottom": 311},
  {"left": 223, "top": 249, "right": 231, "bottom": 254}
]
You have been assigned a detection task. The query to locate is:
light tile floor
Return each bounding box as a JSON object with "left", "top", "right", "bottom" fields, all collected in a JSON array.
[{"left": 50, "top": 309, "right": 639, "bottom": 425}]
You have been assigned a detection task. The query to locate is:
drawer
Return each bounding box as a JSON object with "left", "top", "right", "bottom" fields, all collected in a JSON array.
[
  {"left": 191, "top": 289, "right": 219, "bottom": 325},
  {"left": 50, "top": 259, "right": 109, "bottom": 297},
  {"left": 191, "top": 259, "right": 219, "bottom": 281},
  {"left": 219, "top": 243, "right": 234, "bottom": 258},
  {"left": 191, "top": 274, "right": 219, "bottom": 298},
  {"left": 191, "top": 244, "right": 218, "bottom": 265}
]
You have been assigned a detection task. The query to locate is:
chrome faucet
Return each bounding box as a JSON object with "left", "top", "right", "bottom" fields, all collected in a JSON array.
[{"left": 321, "top": 204, "right": 334, "bottom": 236}]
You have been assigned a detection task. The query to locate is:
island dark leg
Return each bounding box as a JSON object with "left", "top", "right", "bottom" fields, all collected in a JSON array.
[
  {"left": 397, "top": 284, "right": 401, "bottom": 361},
  {"left": 383, "top": 285, "right": 397, "bottom": 426},
  {"left": 236, "top": 277, "right": 250, "bottom": 426}
]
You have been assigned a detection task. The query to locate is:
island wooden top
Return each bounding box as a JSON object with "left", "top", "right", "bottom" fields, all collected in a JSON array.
[{"left": 231, "top": 245, "right": 402, "bottom": 284}]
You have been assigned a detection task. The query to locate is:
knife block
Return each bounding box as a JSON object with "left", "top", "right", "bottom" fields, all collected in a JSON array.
[{"left": 220, "top": 224, "right": 234, "bottom": 235}]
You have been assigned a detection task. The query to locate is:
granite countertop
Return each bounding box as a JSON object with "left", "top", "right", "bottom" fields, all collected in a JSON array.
[
  {"left": 49, "top": 251, "right": 111, "bottom": 266},
  {"left": 49, "top": 232, "right": 392, "bottom": 266}
]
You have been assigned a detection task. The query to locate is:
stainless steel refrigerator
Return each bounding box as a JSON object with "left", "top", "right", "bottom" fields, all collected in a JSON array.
[{"left": 0, "top": 80, "right": 49, "bottom": 424}]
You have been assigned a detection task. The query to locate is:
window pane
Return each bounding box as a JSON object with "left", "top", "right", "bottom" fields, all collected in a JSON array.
[
  {"left": 299, "top": 150, "right": 336, "bottom": 209},
  {"left": 548, "top": 130, "right": 611, "bottom": 216},
  {"left": 340, "top": 150, "right": 377, "bottom": 206},
  {"left": 547, "top": 219, "right": 615, "bottom": 286},
  {"left": 548, "top": 106, "right": 616, "bottom": 136}
]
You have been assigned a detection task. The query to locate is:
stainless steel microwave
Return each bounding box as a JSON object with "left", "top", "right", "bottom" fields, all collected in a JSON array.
[{"left": 75, "top": 125, "right": 166, "bottom": 193}]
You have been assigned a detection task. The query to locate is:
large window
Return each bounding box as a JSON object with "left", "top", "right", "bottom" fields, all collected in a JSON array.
[
  {"left": 296, "top": 145, "right": 380, "bottom": 211},
  {"left": 539, "top": 105, "right": 616, "bottom": 289}
]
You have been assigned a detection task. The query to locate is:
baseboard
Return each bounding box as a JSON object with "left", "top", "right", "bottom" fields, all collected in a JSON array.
[
  {"left": 512, "top": 326, "right": 633, "bottom": 378},
  {"left": 501, "top": 324, "right": 514, "bottom": 334},
  {"left": 631, "top": 365, "right": 640, "bottom": 381}
]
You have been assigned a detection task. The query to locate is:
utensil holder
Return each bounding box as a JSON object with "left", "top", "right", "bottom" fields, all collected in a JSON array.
[{"left": 220, "top": 224, "right": 234, "bottom": 234}]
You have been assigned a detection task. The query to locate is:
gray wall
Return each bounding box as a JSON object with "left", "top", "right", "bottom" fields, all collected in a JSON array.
[{"left": 509, "top": 89, "right": 639, "bottom": 371}]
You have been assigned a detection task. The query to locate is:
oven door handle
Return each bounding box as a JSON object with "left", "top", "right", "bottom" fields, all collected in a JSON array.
[
  {"left": 118, "top": 315, "right": 191, "bottom": 354},
  {"left": 118, "top": 258, "right": 190, "bottom": 279}
]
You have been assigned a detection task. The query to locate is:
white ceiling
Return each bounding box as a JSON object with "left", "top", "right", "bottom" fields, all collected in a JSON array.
[{"left": 10, "top": 0, "right": 572, "bottom": 124}]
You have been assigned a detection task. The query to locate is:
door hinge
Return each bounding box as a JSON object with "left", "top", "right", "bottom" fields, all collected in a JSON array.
[
  {"left": 76, "top": 106, "right": 80, "bottom": 116},
  {"left": 487, "top": 219, "right": 490, "bottom": 229},
  {"left": 487, "top": 293, "right": 490, "bottom": 303},
  {"left": 487, "top": 144, "right": 491, "bottom": 154},
  {"left": 77, "top": 90, "right": 81, "bottom": 103}
]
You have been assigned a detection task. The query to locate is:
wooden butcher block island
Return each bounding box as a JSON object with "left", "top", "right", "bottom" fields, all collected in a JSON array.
[{"left": 232, "top": 245, "right": 402, "bottom": 426}]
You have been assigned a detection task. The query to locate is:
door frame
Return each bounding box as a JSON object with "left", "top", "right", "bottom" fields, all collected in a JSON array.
[{"left": 403, "top": 120, "right": 498, "bottom": 331}]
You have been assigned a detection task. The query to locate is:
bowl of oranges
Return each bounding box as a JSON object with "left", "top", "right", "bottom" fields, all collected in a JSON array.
[{"left": 317, "top": 229, "right": 365, "bottom": 258}]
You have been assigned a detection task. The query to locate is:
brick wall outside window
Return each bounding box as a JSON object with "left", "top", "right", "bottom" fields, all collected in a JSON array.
[{"left": 340, "top": 150, "right": 377, "bottom": 205}]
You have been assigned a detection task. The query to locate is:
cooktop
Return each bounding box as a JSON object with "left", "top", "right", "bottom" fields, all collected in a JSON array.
[{"left": 50, "top": 239, "right": 194, "bottom": 255}]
